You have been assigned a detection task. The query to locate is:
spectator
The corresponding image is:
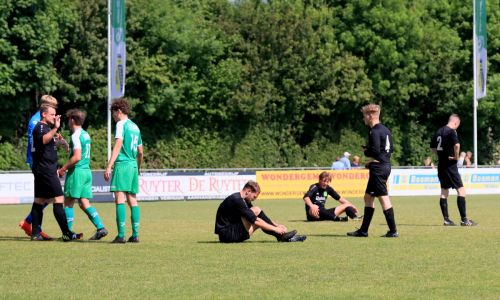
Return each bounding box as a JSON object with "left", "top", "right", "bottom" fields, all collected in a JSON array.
[
  {"left": 331, "top": 157, "right": 344, "bottom": 170},
  {"left": 457, "top": 152, "right": 466, "bottom": 168},
  {"left": 423, "top": 156, "right": 435, "bottom": 168},
  {"left": 351, "top": 155, "right": 361, "bottom": 168},
  {"left": 464, "top": 151, "right": 473, "bottom": 167},
  {"left": 339, "top": 152, "right": 352, "bottom": 169}
]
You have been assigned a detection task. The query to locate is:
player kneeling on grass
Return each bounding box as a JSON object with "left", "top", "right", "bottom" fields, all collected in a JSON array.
[
  {"left": 215, "top": 181, "right": 306, "bottom": 243},
  {"left": 304, "top": 171, "right": 362, "bottom": 222},
  {"left": 58, "top": 109, "right": 108, "bottom": 240}
]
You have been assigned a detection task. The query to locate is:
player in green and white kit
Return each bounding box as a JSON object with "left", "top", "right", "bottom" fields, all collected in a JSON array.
[
  {"left": 58, "top": 109, "right": 108, "bottom": 240},
  {"left": 105, "top": 98, "right": 143, "bottom": 243}
]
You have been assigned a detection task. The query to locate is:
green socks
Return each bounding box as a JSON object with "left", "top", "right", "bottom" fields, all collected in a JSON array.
[
  {"left": 84, "top": 206, "right": 104, "bottom": 230},
  {"left": 64, "top": 207, "right": 74, "bottom": 231},
  {"left": 131, "top": 206, "right": 140, "bottom": 237},
  {"left": 116, "top": 203, "right": 126, "bottom": 238}
]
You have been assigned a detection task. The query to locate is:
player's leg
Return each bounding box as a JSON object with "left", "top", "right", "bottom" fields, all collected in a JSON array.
[
  {"left": 333, "top": 204, "right": 358, "bottom": 220},
  {"left": 126, "top": 193, "right": 140, "bottom": 242},
  {"left": 78, "top": 198, "right": 108, "bottom": 240},
  {"left": 112, "top": 191, "right": 127, "bottom": 243},
  {"left": 30, "top": 198, "right": 46, "bottom": 240},
  {"left": 19, "top": 203, "right": 48, "bottom": 236},
  {"left": 379, "top": 195, "right": 398, "bottom": 237},
  {"left": 249, "top": 206, "right": 298, "bottom": 241},
  {"left": 53, "top": 195, "right": 82, "bottom": 241},
  {"left": 439, "top": 188, "right": 455, "bottom": 225},
  {"left": 456, "top": 187, "right": 477, "bottom": 226},
  {"left": 347, "top": 193, "right": 374, "bottom": 237},
  {"left": 64, "top": 197, "right": 75, "bottom": 231}
]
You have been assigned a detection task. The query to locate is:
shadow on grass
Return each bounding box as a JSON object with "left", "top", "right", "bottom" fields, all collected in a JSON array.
[
  {"left": 306, "top": 233, "right": 348, "bottom": 238},
  {"left": 395, "top": 223, "right": 443, "bottom": 227},
  {"left": 0, "top": 236, "right": 32, "bottom": 241},
  {"left": 197, "top": 240, "right": 276, "bottom": 244}
]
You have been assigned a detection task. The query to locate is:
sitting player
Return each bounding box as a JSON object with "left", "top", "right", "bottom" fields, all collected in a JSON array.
[
  {"left": 303, "top": 171, "right": 362, "bottom": 221},
  {"left": 215, "top": 181, "right": 306, "bottom": 243}
]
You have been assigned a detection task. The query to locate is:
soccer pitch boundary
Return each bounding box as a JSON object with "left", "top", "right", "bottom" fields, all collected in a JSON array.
[{"left": 0, "top": 195, "right": 498, "bottom": 299}]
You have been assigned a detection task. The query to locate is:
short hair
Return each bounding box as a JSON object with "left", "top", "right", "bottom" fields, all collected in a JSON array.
[
  {"left": 40, "top": 104, "right": 55, "bottom": 114},
  {"left": 449, "top": 114, "right": 460, "bottom": 122},
  {"left": 319, "top": 171, "right": 331, "bottom": 182},
  {"left": 243, "top": 181, "right": 260, "bottom": 193},
  {"left": 111, "top": 97, "right": 130, "bottom": 115},
  {"left": 361, "top": 104, "right": 381, "bottom": 116},
  {"left": 66, "top": 109, "right": 86, "bottom": 126},
  {"left": 39, "top": 95, "right": 58, "bottom": 108}
]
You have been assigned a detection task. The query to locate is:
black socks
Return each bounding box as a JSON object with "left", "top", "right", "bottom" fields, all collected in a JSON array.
[
  {"left": 258, "top": 211, "right": 281, "bottom": 239},
  {"left": 457, "top": 196, "right": 467, "bottom": 220},
  {"left": 53, "top": 203, "right": 71, "bottom": 235},
  {"left": 31, "top": 202, "right": 44, "bottom": 236},
  {"left": 383, "top": 207, "right": 397, "bottom": 233},
  {"left": 440, "top": 198, "right": 450, "bottom": 220},
  {"left": 360, "top": 207, "right": 375, "bottom": 232}
]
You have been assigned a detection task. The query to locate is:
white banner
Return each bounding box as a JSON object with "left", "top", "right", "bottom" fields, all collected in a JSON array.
[
  {"left": 137, "top": 173, "right": 256, "bottom": 200},
  {"left": 389, "top": 168, "right": 500, "bottom": 196}
]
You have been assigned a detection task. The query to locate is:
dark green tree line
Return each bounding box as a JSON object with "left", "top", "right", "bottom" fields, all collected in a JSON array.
[{"left": 0, "top": 0, "right": 499, "bottom": 170}]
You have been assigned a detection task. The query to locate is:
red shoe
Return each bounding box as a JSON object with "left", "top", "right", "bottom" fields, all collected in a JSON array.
[
  {"left": 40, "top": 231, "right": 53, "bottom": 241},
  {"left": 19, "top": 220, "right": 32, "bottom": 237}
]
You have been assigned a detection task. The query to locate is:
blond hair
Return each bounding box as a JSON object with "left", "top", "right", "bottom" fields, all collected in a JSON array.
[
  {"left": 39, "top": 95, "right": 58, "bottom": 108},
  {"left": 362, "top": 103, "right": 381, "bottom": 115}
]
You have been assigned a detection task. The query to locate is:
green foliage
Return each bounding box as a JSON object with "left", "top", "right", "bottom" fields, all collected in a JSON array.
[{"left": 1, "top": 0, "right": 500, "bottom": 168}]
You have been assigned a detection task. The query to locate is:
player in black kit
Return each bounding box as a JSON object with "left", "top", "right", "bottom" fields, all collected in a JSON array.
[
  {"left": 430, "top": 114, "right": 477, "bottom": 226},
  {"left": 303, "top": 171, "right": 362, "bottom": 221},
  {"left": 347, "top": 104, "right": 398, "bottom": 238},
  {"left": 215, "top": 181, "right": 306, "bottom": 243},
  {"left": 29, "top": 104, "right": 82, "bottom": 241}
]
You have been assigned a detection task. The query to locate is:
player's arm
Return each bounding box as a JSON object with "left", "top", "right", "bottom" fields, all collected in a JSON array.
[
  {"left": 42, "top": 116, "right": 61, "bottom": 144},
  {"left": 104, "top": 138, "right": 123, "bottom": 181},
  {"left": 136, "top": 144, "right": 143, "bottom": 174},
  {"left": 451, "top": 143, "right": 460, "bottom": 161},
  {"left": 58, "top": 149, "right": 81, "bottom": 177}
]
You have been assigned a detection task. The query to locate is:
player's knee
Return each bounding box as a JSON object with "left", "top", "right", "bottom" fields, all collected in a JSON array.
[{"left": 251, "top": 206, "right": 261, "bottom": 216}]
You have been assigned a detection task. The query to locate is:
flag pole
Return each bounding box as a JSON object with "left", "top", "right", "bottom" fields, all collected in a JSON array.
[
  {"left": 107, "top": 0, "right": 112, "bottom": 161},
  {"left": 473, "top": 0, "right": 478, "bottom": 168}
]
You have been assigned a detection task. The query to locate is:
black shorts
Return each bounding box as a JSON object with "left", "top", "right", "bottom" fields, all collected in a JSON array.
[
  {"left": 306, "top": 205, "right": 337, "bottom": 221},
  {"left": 34, "top": 171, "right": 63, "bottom": 199},
  {"left": 438, "top": 165, "right": 463, "bottom": 190},
  {"left": 218, "top": 222, "right": 250, "bottom": 243},
  {"left": 365, "top": 163, "right": 391, "bottom": 197}
]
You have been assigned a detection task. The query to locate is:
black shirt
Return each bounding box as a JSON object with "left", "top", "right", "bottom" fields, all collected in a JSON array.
[
  {"left": 430, "top": 125, "right": 459, "bottom": 168},
  {"left": 32, "top": 122, "right": 58, "bottom": 175},
  {"left": 365, "top": 123, "right": 393, "bottom": 164},
  {"left": 214, "top": 192, "right": 257, "bottom": 234},
  {"left": 303, "top": 183, "right": 341, "bottom": 208}
]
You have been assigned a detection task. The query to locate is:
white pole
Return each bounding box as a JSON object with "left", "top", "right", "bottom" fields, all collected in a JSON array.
[
  {"left": 107, "top": 0, "right": 112, "bottom": 161},
  {"left": 473, "top": 0, "right": 478, "bottom": 168}
]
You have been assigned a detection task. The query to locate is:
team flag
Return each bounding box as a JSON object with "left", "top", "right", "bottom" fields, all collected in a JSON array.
[
  {"left": 111, "top": 0, "right": 126, "bottom": 98},
  {"left": 474, "top": 0, "right": 487, "bottom": 99}
]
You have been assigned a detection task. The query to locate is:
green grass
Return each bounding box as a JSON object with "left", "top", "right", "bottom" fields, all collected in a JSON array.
[{"left": 1, "top": 196, "right": 499, "bottom": 299}]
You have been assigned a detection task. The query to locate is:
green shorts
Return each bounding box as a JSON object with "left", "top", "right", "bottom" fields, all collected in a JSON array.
[
  {"left": 110, "top": 162, "right": 139, "bottom": 194},
  {"left": 64, "top": 168, "right": 93, "bottom": 199}
]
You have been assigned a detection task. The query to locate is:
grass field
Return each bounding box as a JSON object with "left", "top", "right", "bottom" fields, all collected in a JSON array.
[{"left": 0, "top": 195, "right": 499, "bottom": 299}]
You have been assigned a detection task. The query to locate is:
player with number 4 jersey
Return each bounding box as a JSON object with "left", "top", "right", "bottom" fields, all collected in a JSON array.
[
  {"left": 347, "top": 104, "right": 398, "bottom": 238},
  {"left": 105, "top": 98, "right": 143, "bottom": 244}
]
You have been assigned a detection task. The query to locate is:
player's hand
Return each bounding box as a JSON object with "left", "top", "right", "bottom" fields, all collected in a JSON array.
[
  {"left": 274, "top": 225, "right": 286, "bottom": 235},
  {"left": 57, "top": 168, "right": 65, "bottom": 178},
  {"left": 104, "top": 167, "right": 111, "bottom": 182},
  {"left": 54, "top": 115, "right": 61, "bottom": 129},
  {"left": 310, "top": 204, "right": 320, "bottom": 218},
  {"left": 448, "top": 156, "right": 457, "bottom": 161},
  {"left": 277, "top": 224, "right": 287, "bottom": 233},
  {"left": 55, "top": 134, "right": 70, "bottom": 152}
]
